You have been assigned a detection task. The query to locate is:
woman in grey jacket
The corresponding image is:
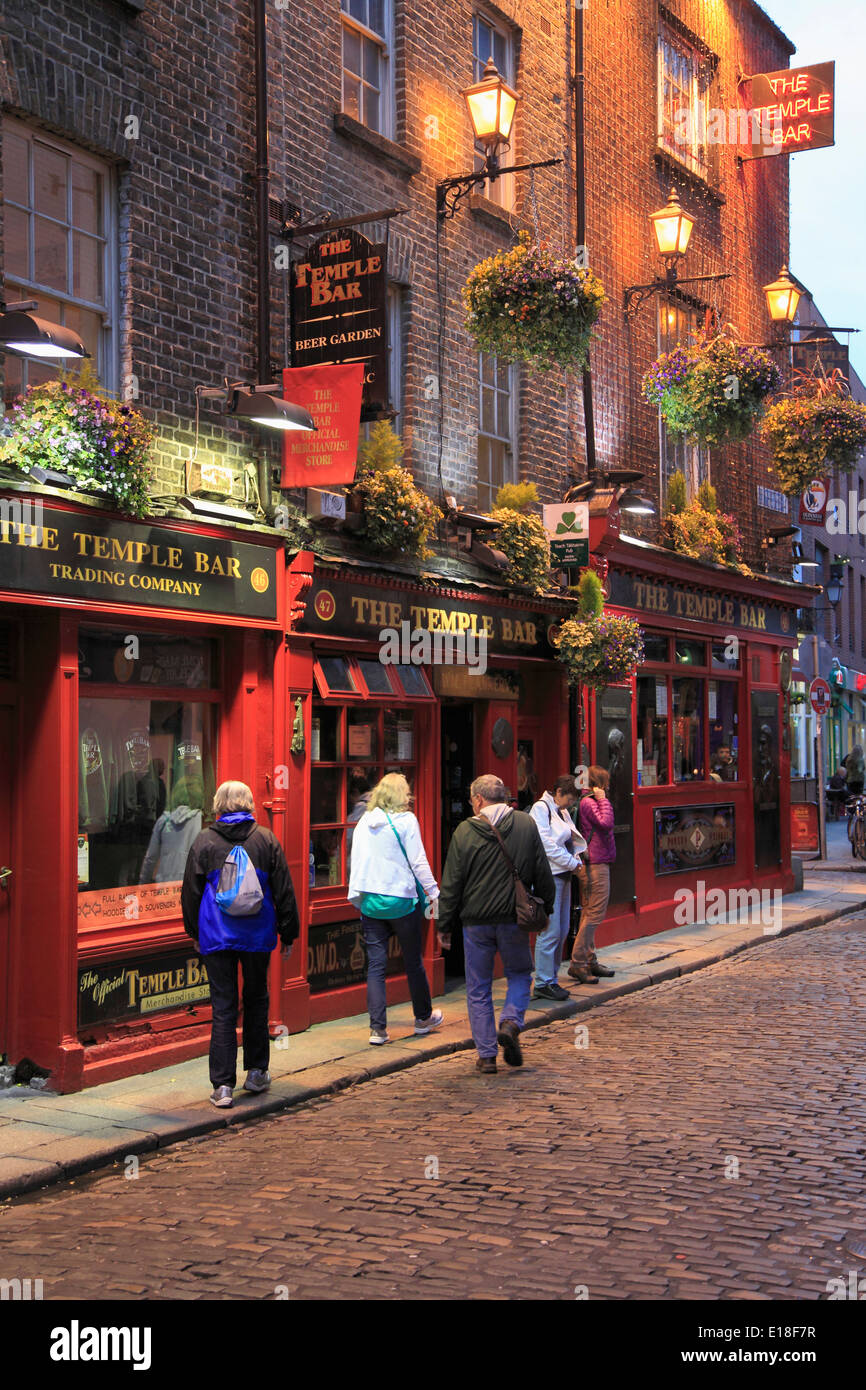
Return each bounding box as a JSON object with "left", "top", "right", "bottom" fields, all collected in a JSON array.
[{"left": 529, "top": 775, "right": 586, "bottom": 1000}]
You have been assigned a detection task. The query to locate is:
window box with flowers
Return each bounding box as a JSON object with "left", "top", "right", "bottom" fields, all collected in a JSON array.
[
  {"left": 349, "top": 421, "right": 441, "bottom": 559},
  {"left": 761, "top": 370, "right": 866, "bottom": 497},
  {"left": 0, "top": 377, "right": 155, "bottom": 518},
  {"left": 643, "top": 332, "right": 781, "bottom": 448},
  {"left": 555, "top": 570, "right": 644, "bottom": 690},
  {"left": 490, "top": 483, "right": 552, "bottom": 594},
  {"left": 463, "top": 231, "right": 605, "bottom": 373},
  {"left": 661, "top": 473, "right": 751, "bottom": 574}
]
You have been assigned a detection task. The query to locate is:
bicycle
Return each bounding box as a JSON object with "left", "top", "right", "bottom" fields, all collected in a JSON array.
[{"left": 845, "top": 794, "right": 866, "bottom": 860}]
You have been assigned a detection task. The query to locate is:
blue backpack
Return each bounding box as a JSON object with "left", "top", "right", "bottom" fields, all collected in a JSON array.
[{"left": 215, "top": 844, "right": 264, "bottom": 916}]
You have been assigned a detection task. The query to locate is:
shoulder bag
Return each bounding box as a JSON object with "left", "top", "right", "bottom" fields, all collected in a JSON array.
[{"left": 487, "top": 819, "right": 548, "bottom": 933}]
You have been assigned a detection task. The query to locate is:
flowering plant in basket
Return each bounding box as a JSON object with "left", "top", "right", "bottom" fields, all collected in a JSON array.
[
  {"left": 463, "top": 231, "right": 605, "bottom": 371},
  {"left": 761, "top": 369, "right": 866, "bottom": 497},
  {"left": 555, "top": 570, "right": 644, "bottom": 690},
  {"left": 642, "top": 332, "right": 781, "bottom": 448}
]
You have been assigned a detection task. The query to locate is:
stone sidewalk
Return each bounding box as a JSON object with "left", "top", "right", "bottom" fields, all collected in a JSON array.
[{"left": 1, "top": 868, "right": 864, "bottom": 1202}]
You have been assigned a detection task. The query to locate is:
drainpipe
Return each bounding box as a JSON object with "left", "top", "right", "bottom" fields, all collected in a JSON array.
[
  {"left": 573, "top": 0, "right": 596, "bottom": 475},
  {"left": 254, "top": 0, "right": 273, "bottom": 513}
]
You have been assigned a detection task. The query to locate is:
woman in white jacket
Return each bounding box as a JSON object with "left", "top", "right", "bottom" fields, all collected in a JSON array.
[
  {"left": 348, "top": 773, "right": 443, "bottom": 1045},
  {"left": 530, "top": 774, "right": 587, "bottom": 1001}
]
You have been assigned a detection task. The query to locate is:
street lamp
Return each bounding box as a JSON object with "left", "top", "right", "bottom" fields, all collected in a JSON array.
[
  {"left": 827, "top": 561, "right": 846, "bottom": 606},
  {"left": 763, "top": 266, "right": 801, "bottom": 325},
  {"left": 623, "top": 187, "right": 729, "bottom": 319},
  {"left": 436, "top": 61, "right": 560, "bottom": 220}
]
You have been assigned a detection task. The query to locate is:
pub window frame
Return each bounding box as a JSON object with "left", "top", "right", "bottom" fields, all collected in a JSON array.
[
  {"left": 656, "top": 12, "right": 719, "bottom": 184},
  {"left": 635, "top": 630, "right": 742, "bottom": 789},
  {"left": 313, "top": 653, "right": 434, "bottom": 702},
  {"left": 340, "top": 0, "right": 394, "bottom": 139}
]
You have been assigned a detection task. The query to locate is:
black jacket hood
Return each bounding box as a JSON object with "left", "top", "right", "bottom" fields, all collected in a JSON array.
[{"left": 211, "top": 816, "right": 258, "bottom": 844}]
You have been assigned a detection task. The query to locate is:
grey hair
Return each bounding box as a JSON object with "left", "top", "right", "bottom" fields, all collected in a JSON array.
[
  {"left": 213, "top": 780, "right": 255, "bottom": 816},
  {"left": 470, "top": 774, "right": 508, "bottom": 804}
]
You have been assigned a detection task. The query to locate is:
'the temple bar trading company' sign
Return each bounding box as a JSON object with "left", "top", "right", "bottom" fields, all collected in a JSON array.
[
  {"left": 291, "top": 228, "right": 389, "bottom": 415},
  {"left": 747, "top": 62, "right": 835, "bottom": 158},
  {"left": 0, "top": 500, "right": 278, "bottom": 620}
]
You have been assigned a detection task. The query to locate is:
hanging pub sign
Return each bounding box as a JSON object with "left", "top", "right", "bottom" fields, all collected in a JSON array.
[
  {"left": 542, "top": 502, "right": 590, "bottom": 567},
  {"left": 792, "top": 336, "right": 849, "bottom": 385},
  {"left": 290, "top": 228, "right": 389, "bottom": 415},
  {"left": 799, "top": 476, "right": 831, "bottom": 526},
  {"left": 746, "top": 61, "right": 835, "bottom": 158},
  {"left": 280, "top": 361, "right": 365, "bottom": 488}
]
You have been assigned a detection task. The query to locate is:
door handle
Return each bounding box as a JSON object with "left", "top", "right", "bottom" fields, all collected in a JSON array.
[{"left": 0, "top": 866, "right": 11, "bottom": 890}]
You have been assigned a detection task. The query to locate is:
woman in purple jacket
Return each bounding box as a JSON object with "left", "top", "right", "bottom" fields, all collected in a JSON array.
[{"left": 568, "top": 766, "right": 616, "bottom": 985}]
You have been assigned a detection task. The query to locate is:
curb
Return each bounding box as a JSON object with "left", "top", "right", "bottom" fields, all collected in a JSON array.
[{"left": 2, "top": 894, "right": 864, "bottom": 1203}]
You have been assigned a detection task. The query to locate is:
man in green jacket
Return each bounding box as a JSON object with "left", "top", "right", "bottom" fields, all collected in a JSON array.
[{"left": 438, "top": 774, "right": 555, "bottom": 1074}]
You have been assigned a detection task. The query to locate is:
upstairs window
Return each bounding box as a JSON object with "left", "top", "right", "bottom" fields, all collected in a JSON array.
[
  {"left": 3, "top": 118, "right": 117, "bottom": 405},
  {"left": 341, "top": 0, "right": 393, "bottom": 137},
  {"left": 658, "top": 298, "right": 709, "bottom": 506},
  {"left": 477, "top": 351, "right": 516, "bottom": 513},
  {"left": 657, "top": 18, "right": 716, "bottom": 182}
]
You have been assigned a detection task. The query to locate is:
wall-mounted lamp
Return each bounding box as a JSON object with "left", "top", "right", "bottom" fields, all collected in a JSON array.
[
  {"left": 195, "top": 381, "right": 316, "bottom": 434},
  {"left": 565, "top": 467, "right": 657, "bottom": 517},
  {"left": 827, "top": 560, "right": 846, "bottom": 606},
  {"left": 0, "top": 304, "right": 89, "bottom": 361},
  {"left": 436, "top": 60, "right": 560, "bottom": 220},
  {"left": 623, "top": 188, "right": 730, "bottom": 320},
  {"left": 763, "top": 266, "right": 801, "bottom": 325}
]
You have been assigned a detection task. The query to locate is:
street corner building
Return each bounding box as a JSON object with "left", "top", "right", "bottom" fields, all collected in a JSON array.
[{"left": 0, "top": 0, "right": 830, "bottom": 1088}]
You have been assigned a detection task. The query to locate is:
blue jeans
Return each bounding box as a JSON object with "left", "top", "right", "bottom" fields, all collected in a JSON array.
[
  {"left": 533, "top": 873, "right": 571, "bottom": 987},
  {"left": 463, "top": 921, "right": 532, "bottom": 1059},
  {"left": 362, "top": 910, "right": 432, "bottom": 1032}
]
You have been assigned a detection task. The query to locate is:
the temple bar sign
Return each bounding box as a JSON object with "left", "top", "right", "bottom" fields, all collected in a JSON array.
[
  {"left": 748, "top": 62, "right": 835, "bottom": 158},
  {"left": 608, "top": 571, "right": 794, "bottom": 637},
  {"left": 291, "top": 228, "right": 389, "bottom": 415}
]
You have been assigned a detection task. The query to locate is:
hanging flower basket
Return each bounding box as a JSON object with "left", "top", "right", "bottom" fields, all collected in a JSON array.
[
  {"left": 554, "top": 570, "right": 644, "bottom": 690},
  {"left": 0, "top": 379, "right": 154, "bottom": 517},
  {"left": 462, "top": 231, "right": 605, "bottom": 371},
  {"left": 761, "top": 370, "right": 866, "bottom": 496},
  {"left": 642, "top": 333, "right": 781, "bottom": 448}
]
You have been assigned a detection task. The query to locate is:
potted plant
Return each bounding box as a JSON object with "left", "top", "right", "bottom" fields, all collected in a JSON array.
[
  {"left": 661, "top": 474, "right": 751, "bottom": 574},
  {"left": 761, "top": 369, "right": 866, "bottom": 497},
  {"left": 0, "top": 375, "right": 155, "bottom": 518},
  {"left": 555, "top": 570, "right": 644, "bottom": 690},
  {"left": 463, "top": 231, "right": 605, "bottom": 372},
  {"left": 491, "top": 482, "right": 551, "bottom": 593},
  {"left": 351, "top": 421, "right": 441, "bottom": 558},
  {"left": 642, "top": 331, "right": 781, "bottom": 448}
]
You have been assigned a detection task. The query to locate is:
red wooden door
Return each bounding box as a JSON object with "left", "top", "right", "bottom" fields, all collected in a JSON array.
[{"left": 0, "top": 705, "right": 13, "bottom": 1055}]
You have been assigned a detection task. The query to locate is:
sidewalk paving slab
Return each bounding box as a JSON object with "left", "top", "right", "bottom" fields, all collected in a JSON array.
[{"left": 1, "top": 868, "right": 865, "bottom": 1201}]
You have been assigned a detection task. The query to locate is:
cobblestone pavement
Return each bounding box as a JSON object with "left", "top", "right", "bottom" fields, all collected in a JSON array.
[{"left": 2, "top": 916, "right": 866, "bottom": 1301}]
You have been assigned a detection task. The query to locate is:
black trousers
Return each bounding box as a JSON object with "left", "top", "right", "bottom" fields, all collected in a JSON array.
[{"left": 205, "top": 949, "right": 271, "bottom": 1088}]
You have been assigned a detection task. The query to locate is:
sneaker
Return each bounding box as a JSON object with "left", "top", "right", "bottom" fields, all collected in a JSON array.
[
  {"left": 532, "top": 982, "right": 570, "bottom": 1001},
  {"left": 496, "top": 1019, "right": 524, "bottom": 1068},
  {"left": 209, "top": 1085, "right": 233, "bottom": 1108},
  {"left": 369, "top": 1029, "right": 390, "bottom": 1045},
  {"left": 414, "top": 1008, "right": 444, "bottom": 1035},
  {"left": 243, "top": 1069, "right": 271, "bottom": 1093},
  {"left": 476, "top": 1056, "right": 498, "bottom": 1074}
]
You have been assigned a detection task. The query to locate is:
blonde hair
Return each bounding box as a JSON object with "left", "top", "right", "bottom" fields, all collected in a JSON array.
[
  {"left": 367, "top": 772, "right": 411, "bottom": 814},
  {"left": 213, "top": 780, "right": 255, "bottom": 816}
]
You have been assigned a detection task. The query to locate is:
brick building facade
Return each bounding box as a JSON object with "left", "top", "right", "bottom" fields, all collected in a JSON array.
[{"left": 2, "top": 0, "right": 796, "bottom": 561}]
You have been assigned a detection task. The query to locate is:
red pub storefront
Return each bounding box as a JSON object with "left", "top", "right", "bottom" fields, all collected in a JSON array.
[
  {"left": 583, "top": 530, "right": 810, "bottom": 948},
  {"left": 0, "top": 488, "right": 287, "bottom": 1092}
]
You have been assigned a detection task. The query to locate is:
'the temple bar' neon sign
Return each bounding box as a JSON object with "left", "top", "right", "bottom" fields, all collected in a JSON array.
[{"left": 747, "top": 62, "right": 835, "bottom": 158}]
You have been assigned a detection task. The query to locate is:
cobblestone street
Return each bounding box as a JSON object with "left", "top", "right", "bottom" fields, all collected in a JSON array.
[{"left": 2, "top": 915, "right": 865, "bottom": 1301}]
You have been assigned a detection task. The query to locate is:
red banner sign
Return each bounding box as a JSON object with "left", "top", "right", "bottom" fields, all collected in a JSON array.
[
  {"left": 790, "top": 802, "right": 819, "bottom": 853},
  {"left": 747, "top": 62, "right": 835, "bottom": 158},
  {"left": 281, "top": 363, "right": 365, "bottom": 488},
  {"left": 799, "top": 476, "right": 831, "bottom": 526}
]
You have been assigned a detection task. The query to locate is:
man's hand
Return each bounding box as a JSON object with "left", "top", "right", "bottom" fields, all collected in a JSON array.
[{"left": 437, "top": 931, "right": 452, "bottom": 952}]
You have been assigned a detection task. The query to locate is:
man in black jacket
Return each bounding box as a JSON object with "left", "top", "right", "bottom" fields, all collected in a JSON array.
[
  {"left": 438, "top": 774, "right": 555, "bottom": 1074},
  {"left": 182, "top": 780, "right": 299, "bottom": 1109}
]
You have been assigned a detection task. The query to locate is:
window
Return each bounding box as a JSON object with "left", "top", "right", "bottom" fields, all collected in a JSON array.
[
  {"left": 862, "top": 578, "right": 866, "bottom": 658},
  {"left": 477, "top": 351, "right": 516, "bottom": 512},
  {"left": 849, "top": 570, "right": 856, "bottom": 651},
  {"left": 637, "top": 675, "right": 669, "bottom": 786},
  {"left": 657, "top": 18, "right": 715, "bottom": 181},
  {"left": 3, "top": 119, "right": 117, "bottom": 405},
  {"left": 709, "top": 680, "right": 739, "bottom": 780},
  {"left": 472, "top": 12, "right": 515, "bottom": 209},
  {"left": 637, "top": 639, "right": 740, "bottom": 788},
  {"left": 77, "top": 630, "right": 219, "bottom": 923},
  {"left": 672, "top": 676, "right": 704, "bottom": 781},
  {"left": 658, "top": 299, "right": 709, "bottom": 504},
  {"left": 341, "top": 0, "right": 392, "bottom": 137}
]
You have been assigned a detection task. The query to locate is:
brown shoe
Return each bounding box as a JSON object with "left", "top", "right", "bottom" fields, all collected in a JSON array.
[
  {"left": 476, "top": 1056, "right": 498, "bottom": 1074},
  {"left": 589, "top": 955, "right": 615, "bottom": 978},
  {"left": 496, "top": 1019, "right": 524, "bottom": 1067},
  {"left": 567, "top": 963, "right": 600, "bottom": 984}
]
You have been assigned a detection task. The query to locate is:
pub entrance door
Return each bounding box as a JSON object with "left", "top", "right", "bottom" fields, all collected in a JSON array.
[
  {"left": 0, "top": 704, "right": 14, "bottom": 1057},
  {"left": 595, "top": 685, "right": 635, "bottom": 906},
  {"left": 440, "top": 701, "right": 473, "bottom": 976}
]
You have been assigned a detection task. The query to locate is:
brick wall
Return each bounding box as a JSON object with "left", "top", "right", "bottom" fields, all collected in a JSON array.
[{"left": 1, "top": 0, "right": 795, "bottom": 563}]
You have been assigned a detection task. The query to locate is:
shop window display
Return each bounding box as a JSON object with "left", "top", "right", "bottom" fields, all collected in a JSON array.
[
  {"left": 636, "top": 675, "right": 669, "bottom": 786},
  {"left": 672, "top": 677, "right": 704, "bottom": 782},
  {"left": 77, "top": 630, "right": 217, "bottom": 919}
]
